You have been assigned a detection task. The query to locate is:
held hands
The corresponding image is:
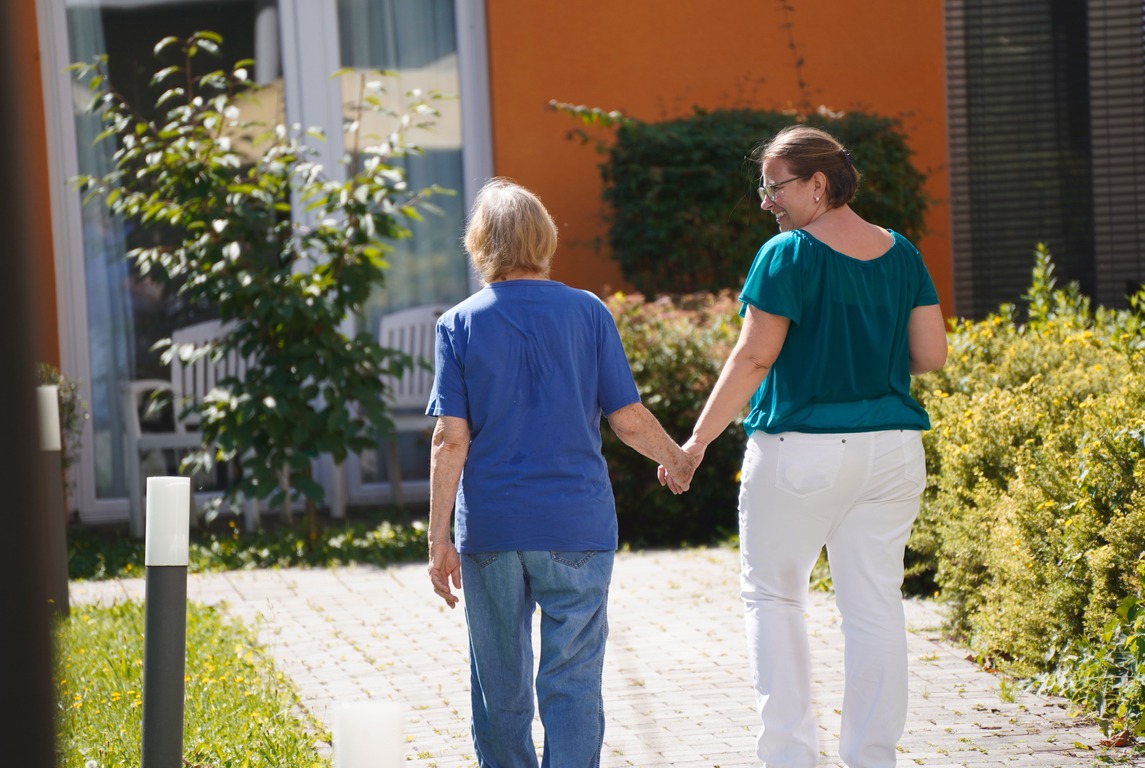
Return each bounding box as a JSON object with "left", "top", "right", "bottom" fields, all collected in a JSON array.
[
  {"left": 428, "top": 541, "right": 462, "bottom": 609},
  {"left": 658, "top": 436, "right": 707, "bottom": 494}
]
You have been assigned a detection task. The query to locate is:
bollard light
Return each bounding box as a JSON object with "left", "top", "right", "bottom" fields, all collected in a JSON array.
[
  {"left": 144, "top": 477, "right": 190, "bottom": 567},
  {"left": 36, "top": 384, "right": 68, "bottom": 617},
  {"left": 141, "top": 476, "right": 191, "bottom": 768},
  {"left": 36, "top": 385, "right": 60, "bottom": 451},
  {"left": 333, "top": 700, "right": 404, "bottom": 768}
]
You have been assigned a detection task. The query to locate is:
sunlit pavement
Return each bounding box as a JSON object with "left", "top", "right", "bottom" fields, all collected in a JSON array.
[{"left": 72, "top": 547, "right": 1144, "bottom": 767}]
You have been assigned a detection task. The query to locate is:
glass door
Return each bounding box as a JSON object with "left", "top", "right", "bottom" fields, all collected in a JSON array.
[
  {"left": 336, "top": 0, "right": 482, "bottom": 505},
  {"left": 44, "top": 0, "right": 488, "bottom": 520},
  {"left": 60, "top": 0, "right": 286, "bottom": 518}
]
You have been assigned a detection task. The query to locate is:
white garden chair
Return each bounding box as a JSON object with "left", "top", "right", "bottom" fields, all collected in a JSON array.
[
  {"left": 120, "top": 319, "right": 259, "bottom": 536},
  {"left": 377, "top": 304, "right": 448, "bottom": 506}
]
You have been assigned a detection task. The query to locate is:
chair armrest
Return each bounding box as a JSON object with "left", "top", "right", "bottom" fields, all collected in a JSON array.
[{"left": 120, "top": 379, "right": 172, "bottom": 439}]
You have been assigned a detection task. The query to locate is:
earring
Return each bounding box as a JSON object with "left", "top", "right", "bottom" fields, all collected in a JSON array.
[{"left": 814, "top": 196, "right": 820, "bottom": 203}]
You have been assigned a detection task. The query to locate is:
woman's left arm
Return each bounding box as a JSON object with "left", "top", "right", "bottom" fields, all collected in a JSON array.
[{"left": 908, "top": 304, "right": 948, "bottom": 375}]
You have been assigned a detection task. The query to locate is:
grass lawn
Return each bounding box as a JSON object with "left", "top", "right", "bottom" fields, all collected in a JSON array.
[{"left": 58, "top": 504, "right": 427, "bottom": 767}]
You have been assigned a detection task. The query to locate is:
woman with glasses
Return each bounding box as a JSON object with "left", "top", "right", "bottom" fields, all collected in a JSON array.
[
  {"left": 660, "top": 125, "right": 948, "bottom": 767},
  {"left": 427, "top": 178, "right": 697, "bottom": 767}
]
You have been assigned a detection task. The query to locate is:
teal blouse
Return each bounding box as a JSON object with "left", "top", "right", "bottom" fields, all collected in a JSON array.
[{"left": 739, "top": 229, "right": 939, "bottom": 435}]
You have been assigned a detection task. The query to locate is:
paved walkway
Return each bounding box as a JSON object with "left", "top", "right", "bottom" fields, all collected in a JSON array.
[{"left": 70, "top": 547, "right": 1143, "bottom": 767}]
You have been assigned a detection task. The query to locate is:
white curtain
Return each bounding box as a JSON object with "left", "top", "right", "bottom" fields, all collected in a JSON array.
[
  {"left": 337, "top": 0, "right": 470, "bottom": 486},
  {"left": 67, "top": 5, "right": 135, "bottom": 499},
  {"left": 338, "top": 0, "right": 469, "bottom": 329}
]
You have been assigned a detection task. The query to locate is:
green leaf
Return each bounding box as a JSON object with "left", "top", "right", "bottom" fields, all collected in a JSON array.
[
  {"left": 153, "top": 36, "right": 181, "bottom": 55},
  {"left": 192, "top": 30, "right": 224, "bottom": 45}
]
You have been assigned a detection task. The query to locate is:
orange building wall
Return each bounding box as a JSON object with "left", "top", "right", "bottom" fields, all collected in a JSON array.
[
  {"left": 14, "top": 2, "right": 59, "bottom": 366},
  {"left": 484, "top": 0, "right": 953, "bottom": 315}
]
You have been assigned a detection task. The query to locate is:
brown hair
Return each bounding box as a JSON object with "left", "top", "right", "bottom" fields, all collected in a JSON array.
[
  {"left": 463, "top": 178, "right": 558, "bottom": 282},
  {"left": 756, "top": 125, "right": 861, "bottom": 208}
]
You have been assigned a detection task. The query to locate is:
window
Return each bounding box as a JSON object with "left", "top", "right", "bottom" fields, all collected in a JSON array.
[
  {"left": 946, "top": 0, "right": 1145, "bottom": 318},
  {"left": 64, "top": 0, "right": 283, "bottom": 507},
  {"left": 336, "top": 0, "right": 475, "bottom": 497},
  {"left": 42, "top": 0, "right": 489, "bottom": 520}
]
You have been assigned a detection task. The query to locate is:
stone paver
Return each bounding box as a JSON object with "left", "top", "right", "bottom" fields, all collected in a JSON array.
[{"left": 70, "top": 547, "right": 1144, "bottom": 767}]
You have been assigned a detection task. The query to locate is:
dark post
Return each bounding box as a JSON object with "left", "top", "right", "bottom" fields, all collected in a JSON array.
[
  {"left": 141, "top": 477, "right": 191, "bottom": 768},
  {"left": 0, "top": 3, "right": 59, "bottom": 767},
  {"left": 38, "top": 385, "right": 71, "bottom": 617}
]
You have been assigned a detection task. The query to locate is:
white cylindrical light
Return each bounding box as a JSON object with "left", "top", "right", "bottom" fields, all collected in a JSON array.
[
  {"left": 145, "top": 477, "right": 190, "bottom": 566},
  {"left": 333, "top": 701, "right": 404, "bottom": 768},
  {"left": 36, "top": 385, "right": 61, "bottom": 452}
]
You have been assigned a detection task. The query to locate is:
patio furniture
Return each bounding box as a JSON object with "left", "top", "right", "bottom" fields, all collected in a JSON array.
[
  {"left": 120, "top": 319, "right": 259, "bottom": 537},
  {"left": 377, "top": 303, "right": 448, "bottom": 506}
]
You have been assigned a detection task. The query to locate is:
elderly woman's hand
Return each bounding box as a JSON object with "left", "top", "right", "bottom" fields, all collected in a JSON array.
[
  {"left": 428, "top": 541, "right": 462, "bottom": 609},
  {"left": 658, "top": 437, "right": 705, "bottom": 493}
]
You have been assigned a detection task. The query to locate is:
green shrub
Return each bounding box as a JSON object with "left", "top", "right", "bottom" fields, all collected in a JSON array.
[
  {"left": 911, "top": 245, "right": 1145, "bottom": 682},
  {"left": 67, "top": 515, "right": 426, "bottom": 581},
  {"left": 604, "top": 290, "right": 744, "bottom": 547},
  {"left": 597, "top": 107, "right": 927, "bottom": 295},
  {"left": 1033, "top": 563, "right": 1145, "bottom": 738}
]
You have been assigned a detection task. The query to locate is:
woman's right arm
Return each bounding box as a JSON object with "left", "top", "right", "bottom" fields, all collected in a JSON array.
[
  {"left": 908, "top": 303, "right": 948, "bottom": 375},
  {"left": 686, "top": 306, "right": 790, "bottom": 456},
  {"left": 427, "top": 415, "right": 469, "bottom": 608}
]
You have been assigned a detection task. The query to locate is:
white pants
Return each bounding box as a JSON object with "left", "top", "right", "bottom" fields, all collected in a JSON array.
[{"left": 738, "top": 430, "right": 925, "bottom": 768}]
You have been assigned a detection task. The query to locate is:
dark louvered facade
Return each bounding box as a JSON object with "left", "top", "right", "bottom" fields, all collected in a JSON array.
[{"left": 946, "top": 0, "right": 1145, "bottom": 318}]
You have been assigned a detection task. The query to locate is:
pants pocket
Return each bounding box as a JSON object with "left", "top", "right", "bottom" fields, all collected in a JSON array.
[
  {"left": 464, "top": 552, "right": 501, "bottom": 569},
  {"left": 775, "top": 435, "right": 846, "bottom": 497},
  {"left": 900, "top": 430, "right": 926, "bottom": 491},
  {"left": 550, "top": 550, "right": 601, "bottom": 569}
]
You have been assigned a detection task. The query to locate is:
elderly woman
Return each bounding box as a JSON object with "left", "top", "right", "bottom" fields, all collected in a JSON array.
[
  {"left": 426, "top": 178, "right": 695, "bottom": 767},
  {"left": 663, "top": 126, "right": 948, "bottom": 767}
]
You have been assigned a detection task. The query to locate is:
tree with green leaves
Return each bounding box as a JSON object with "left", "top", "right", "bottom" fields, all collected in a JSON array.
[{"left": 73, "top": 31, "right": 448, "bottom": 533}]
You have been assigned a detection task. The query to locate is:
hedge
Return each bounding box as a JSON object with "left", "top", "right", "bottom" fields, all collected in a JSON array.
[
  {"left": 912, "top": 244, "right": 1145, "bottom": 736},
  {"left": 599, "top": 107, "right": 927, "bottom": 295},
  {"left": 604, "top": 290, "right": 742, "bottom": 547}
]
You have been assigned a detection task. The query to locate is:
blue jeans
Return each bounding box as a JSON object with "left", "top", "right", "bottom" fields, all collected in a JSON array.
[{"left": 460, "top": 549, "right": 614, "bottom": 768}]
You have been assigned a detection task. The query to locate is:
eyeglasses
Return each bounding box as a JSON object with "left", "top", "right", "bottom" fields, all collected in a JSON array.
[{"left": 757, "top": 174, "right": 811, "bottom": 203}]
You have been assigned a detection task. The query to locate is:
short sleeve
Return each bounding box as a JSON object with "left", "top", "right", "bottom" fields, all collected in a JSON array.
[
  {"left": 914, "top": 260, "right": 940, "bottom": 308},
  {"left": 738, "top": 233, "right": 804, "bottom": 324},
  {"left": 425, "top": 316, "right": 469, "bottom": 419},
  {"left": 593, "top": 298, "right": 640, "bottom": 416},
  {"left": 901, "top": 236, "right": 939, "bottom": 308}
]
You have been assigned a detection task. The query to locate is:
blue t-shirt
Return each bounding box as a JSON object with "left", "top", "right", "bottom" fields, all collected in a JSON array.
[
  {"left": 739, "top": 229, "right": 939, "bottom": 435},
  {"left": 425, "top": 280, "right": 640, "bottom": 553}
]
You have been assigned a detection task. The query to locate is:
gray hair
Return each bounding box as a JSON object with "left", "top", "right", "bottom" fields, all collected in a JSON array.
[{"left": 464, "top": 178, "right": 558, "bottom": 282}]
